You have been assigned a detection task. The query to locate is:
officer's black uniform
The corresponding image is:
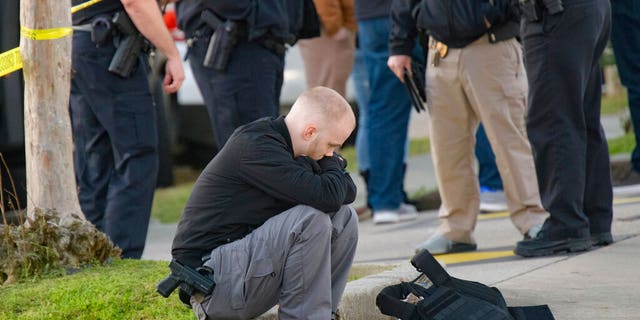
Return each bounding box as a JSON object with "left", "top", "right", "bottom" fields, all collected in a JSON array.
[
  {"left": 70, "top": 0, "right": 158, "bottom": 258},
  {"left": 516, "top": 0, "right": 613, "bottom": 256},
  {"left": 175, "top": 0, "right": 316, "bottom": 148}
]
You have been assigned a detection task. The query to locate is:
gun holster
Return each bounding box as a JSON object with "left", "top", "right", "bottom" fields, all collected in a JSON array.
[
  {"left": 178, "top": 265, "right": 214, "bottom": 306},
  {"left": 519, "top": 0, "right": 543, "bottom": 22},
  {"left": 203, "top": 21, "right": 240, "bottom": 70},
  {"left": 90, "top": 16, "right": 113, "bottom": 46}
]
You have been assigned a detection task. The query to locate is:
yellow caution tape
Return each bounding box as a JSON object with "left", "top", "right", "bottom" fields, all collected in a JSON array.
[
  {"left": 71, "top": 0, "right": 103, "bottom": 14},
  {"left": 1, "top": 26, "right": 74, "bottom": 76},
  {"left": 20, "top": 25, "right": 73, "bottom": 41},
  {"left": 1, "top": 0, "right": 102, "bottom": 77},
  {"left": 0, "top": 47, "right": 23, "bottom": 77}
]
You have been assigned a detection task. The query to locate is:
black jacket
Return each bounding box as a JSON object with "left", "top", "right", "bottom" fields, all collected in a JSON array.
[
  {"left": 171, "top": 116, "right": 356, "bottom": 267},
  {"left": 390, "top": 0, "right": 520, "bottom": 53}
]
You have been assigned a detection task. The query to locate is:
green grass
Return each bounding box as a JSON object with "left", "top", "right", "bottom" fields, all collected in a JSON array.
[
  {"left": 0, "top": 259, "right": 193, "bottom": 320},
  {"left": 608, "top": 132, "right": 635, "bottom": 155},
  {"left": 151, "top": 183, "right": 192, "bottom": 223}
]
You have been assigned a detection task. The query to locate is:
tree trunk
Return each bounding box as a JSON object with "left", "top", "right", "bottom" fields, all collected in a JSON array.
[{"left": 20, "top": 1, "right": 83, "bottom": 218}]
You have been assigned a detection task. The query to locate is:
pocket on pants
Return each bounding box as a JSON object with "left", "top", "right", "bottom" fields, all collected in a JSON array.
[
  {"left": 244, "top": 257, "right": 276, "bottom": 295},
  {"left": 113, "top": 93, "right": 157, "bottom": 152},
  {"left": 225, "top": 247, "right": 276, "bottom": 310},
  {"left": 235, "top": 245, "right": 277, "bottom": 308}
]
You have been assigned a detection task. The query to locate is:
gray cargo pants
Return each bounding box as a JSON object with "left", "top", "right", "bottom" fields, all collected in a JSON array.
[{"left": 191, "top": 205, "right": 358, "bottom": 320}]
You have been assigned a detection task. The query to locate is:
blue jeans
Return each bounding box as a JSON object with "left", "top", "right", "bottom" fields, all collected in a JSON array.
[
  {"left": 475, "top": 124, "right": 503, "bottom": 190},
  {"left": 611, "top": 0, "right": 640, "bottom": 172},
  {"left": 353, "top": 47, "right": 371, "bottom": 173},
  {"left": 357, "top": 17, "right": 419, "bottom": 211},
  {"left": 354, "top": 47, "right": 411, "bottom": 174}
]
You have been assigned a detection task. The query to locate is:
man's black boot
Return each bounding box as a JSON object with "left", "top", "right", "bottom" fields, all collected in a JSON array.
[
  {"left": 515, "top": 232, "right": 592, "bottom": 257},
  {"left": 591, "top": 232, "right": 613, "bottom": 246}
]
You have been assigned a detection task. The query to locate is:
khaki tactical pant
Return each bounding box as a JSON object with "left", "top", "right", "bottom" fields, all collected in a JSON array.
[
  {"left": 298, "top": 31, "right": 356, "bottom": 98},
  {"left": 426, "top": 36, "right": 548, "bottom": 243}
]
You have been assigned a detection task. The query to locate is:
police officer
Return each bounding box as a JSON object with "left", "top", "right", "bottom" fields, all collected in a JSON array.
[
  {"left": 514, "top": 0, "right": 614, "bottom": 257},
  {"left": 174, "top": 0, "right": 319, "bottom": 149},
  {"left": 70, "top": 0, "right": 184, "bottom": 258},
  {"left": 388, "top": 0, "right": 548, "bottom": 254}
]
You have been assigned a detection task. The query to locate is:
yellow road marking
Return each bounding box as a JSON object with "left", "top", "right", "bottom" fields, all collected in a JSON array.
[
  {"left": 613, "top": 196, "right": 640, "bottom": 205},
  {"left": 478, "top": 211, "right": 509, "bottom": 220},
  {"left": 435, "top": 250, "right": 515, "bottom": 265}
]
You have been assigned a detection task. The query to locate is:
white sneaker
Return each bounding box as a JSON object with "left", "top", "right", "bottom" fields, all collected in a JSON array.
[
  {"left": 373, "top": 210, "right": 400, "bottom": 224},
  {"left": 399, "top": 203, "right": 418, "bottom": 213},
  {"left": 479, "top": 189, "right": 507, "bottom": 212},
  {"left": 373, "top": 205, "right": 418, "bottom": 225}
]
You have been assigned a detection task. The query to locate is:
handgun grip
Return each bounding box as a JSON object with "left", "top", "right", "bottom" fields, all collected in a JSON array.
[
  {"left": 157, "top": 274, "right": 181, "bottom": 298},
  {"left": 108, "top": 35, "right": 142, "bottom": 78}
]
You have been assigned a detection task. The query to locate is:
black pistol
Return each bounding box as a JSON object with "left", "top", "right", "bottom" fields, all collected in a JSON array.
[
  {"left": 200, "top": 10, "right": 238, "bottom": 70},
  {"left": 157, "top": 259, "right": 215, "bottom": 298},
  {"left": 109, "top": 11, "right": 147, "bottom": 78}
]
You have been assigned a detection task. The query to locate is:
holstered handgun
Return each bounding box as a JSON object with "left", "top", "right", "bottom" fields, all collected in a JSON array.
[
  {"left": 108, "top": 11, "right": 149, "bottom": 78},
  {"left": 201, "top": 10, "right": 238, "bottom": 70}
]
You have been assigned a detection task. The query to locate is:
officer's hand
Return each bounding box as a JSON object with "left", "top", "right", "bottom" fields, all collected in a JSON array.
[
  {"left": 387, "top": 55, "right": 412, "bottom": 83},
  {"left": 163, "top": 56, "right": 185, "bottom": 94}
]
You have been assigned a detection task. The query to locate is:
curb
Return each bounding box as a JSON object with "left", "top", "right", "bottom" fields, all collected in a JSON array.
[{"left": 257, "top": 262, "right": 426, "bottom": 320}]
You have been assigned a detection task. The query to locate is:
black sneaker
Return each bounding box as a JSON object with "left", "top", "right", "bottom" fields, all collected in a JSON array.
[
  {"left": 515, "top": 234, "right": 592, "bottom": 257},
  {"left": 591, "top": 232, "right": 613, "bottom": 246}
]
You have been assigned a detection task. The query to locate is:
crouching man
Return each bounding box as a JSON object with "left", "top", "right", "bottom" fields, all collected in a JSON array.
[{"left": 170, "top": 87, "right": 359, "bottom": 319}]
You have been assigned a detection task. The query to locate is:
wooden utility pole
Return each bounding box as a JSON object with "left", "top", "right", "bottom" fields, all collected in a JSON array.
[{"left": 20, "top": 1, "right": 83, "bottom": 218}]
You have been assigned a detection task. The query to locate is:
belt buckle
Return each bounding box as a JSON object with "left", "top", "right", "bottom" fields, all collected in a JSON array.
[{"left": 430, "top": 40, "right": 448, "bottom": 67}]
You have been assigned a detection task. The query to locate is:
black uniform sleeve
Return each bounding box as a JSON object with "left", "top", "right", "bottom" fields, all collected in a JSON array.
[
  {"left": 237, "top": 139, "right": 357, "bottom": 213},
  {"left": 389, "top": 0, "right": 420, "bottom": 56}
]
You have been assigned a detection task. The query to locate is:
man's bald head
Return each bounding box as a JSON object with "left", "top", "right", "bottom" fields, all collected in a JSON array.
[{"left": 285, "top": 87, "right": 356, "bottom": 159}]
